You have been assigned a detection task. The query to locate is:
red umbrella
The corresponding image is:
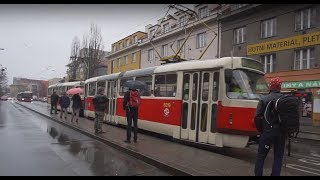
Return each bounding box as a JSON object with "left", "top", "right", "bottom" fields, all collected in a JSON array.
[{"left": 67, "top": 87, "right": 84, "bottom": 95}]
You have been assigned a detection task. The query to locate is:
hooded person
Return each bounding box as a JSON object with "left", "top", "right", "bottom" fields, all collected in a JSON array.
[{"left": 254, "top": 77, "right": 286, "bottom": 176}]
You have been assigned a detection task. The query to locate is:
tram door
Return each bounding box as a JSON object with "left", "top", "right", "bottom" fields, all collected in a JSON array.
[
  {"left": 106, "top": 80, "right": 117, "bottom": 124},
  {"left": 181, "top": 71, "right": 219, "bottom": 143}
]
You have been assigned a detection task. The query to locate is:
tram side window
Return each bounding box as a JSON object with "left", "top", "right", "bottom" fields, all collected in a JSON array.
[
  {"left": 88, "top": 82, "right": 96, "bottom": 96},
  {"left": 85, "top": 84, "right": 89, "bottom": 96},
  {"left": 97, "top": 81, "right": 106, "bottom": 94},
  {"left": 212, "top": 72, "right": 219, "bottom": 101},
  {"left": 154, "top": 74, "right": 177, "bottom": 97},
  {"left": 58, "top": 86, "right": 65, "bottom": 95},
  {"left": 136, "top": 76, "right": 152, "bottom": 96},
  {"left": 119, "top": 78, "right": 132, "bottom": 96}
]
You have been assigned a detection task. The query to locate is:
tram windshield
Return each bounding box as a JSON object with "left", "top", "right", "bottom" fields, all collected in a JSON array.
[{"left": 226, "top": 69, "right": 268, "bottom": 100}]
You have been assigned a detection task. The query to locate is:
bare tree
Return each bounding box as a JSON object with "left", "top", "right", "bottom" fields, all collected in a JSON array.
[
  {"left": 79, "top": 23, "right": 105, "bottom": 79},
  {"left": 0, "top": 66, "right": 8, "bottom": 96},
  {"left": 67, "top": 36, "right": 80, "bottom": 81}
]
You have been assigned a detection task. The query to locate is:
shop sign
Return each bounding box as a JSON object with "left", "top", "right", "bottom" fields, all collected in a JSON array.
[
  {"left": 282, "top": 80, "right": 320, "bottom": 89},
  {"left": 247, "top": 31, "right": 320, "bottom": 55}
]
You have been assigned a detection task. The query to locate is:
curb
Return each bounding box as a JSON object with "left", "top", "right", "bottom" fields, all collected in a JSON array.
[{"left": 16, "top": 103, "right": 192, "bottom": 176}]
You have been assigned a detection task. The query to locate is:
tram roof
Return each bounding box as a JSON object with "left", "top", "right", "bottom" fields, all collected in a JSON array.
[
  {"left": 97, "top": 72, "right": 121, "bottom": 81},
  {"left": 84, "top": 77, "right": 99, "bottom": 84},
  {"left": 48, "top": 81, "right": 84, "bottom": 88},
  {"left": 122, "top": 66, "right": 158, "bottom": 78},
  {"left": 154, "top": 57, "right": 240, "bottom": 73}
]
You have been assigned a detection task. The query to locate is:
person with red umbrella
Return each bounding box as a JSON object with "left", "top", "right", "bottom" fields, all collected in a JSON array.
[
  {"left": 67, "top": 87, "right": 84, "bottom": 123},
  {"left": 71, "top": 93, "right": 82, "bottom": 123}
]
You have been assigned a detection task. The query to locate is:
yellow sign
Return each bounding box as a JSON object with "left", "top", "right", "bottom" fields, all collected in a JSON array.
[{"left": 247, "top": 31, "right": 320, "bottom": 55}]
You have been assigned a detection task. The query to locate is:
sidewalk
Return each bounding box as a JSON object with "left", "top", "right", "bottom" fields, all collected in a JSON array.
[{"left": 17, "top": 102, "right": 298, "bottom": 176}]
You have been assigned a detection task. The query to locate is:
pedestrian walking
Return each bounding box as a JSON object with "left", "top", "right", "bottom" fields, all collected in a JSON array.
[
  {"left": 254, "top": 77, "right": 286, "bottom": 176},
  {"left": 92, "top": 87, "right": 108, "bottom": 134},
  {"left": 123, "top": 88, "right": 141, "bottom": 143},
  {"left": 71, "top": 93, "right": 82, "bottom": 123},
  {"left": 59, "top": 92, "right": 70, "bottom": 120},
  {"left": 50, "top": 91, "right": 59, "bottom": 114}
]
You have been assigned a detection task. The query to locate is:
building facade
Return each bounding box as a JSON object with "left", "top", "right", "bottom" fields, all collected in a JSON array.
[
  {"left": 11, "top": 77, "right": 49, "bottom": 98},
  {"left": 139, "top": 4, "right": 221, "bottom": 69},
  {"left": 107, "top": 31, "right": 147, "bottom": 74},
  {"left": 220, "top": 4, "right": 320, "bottom": 124}
]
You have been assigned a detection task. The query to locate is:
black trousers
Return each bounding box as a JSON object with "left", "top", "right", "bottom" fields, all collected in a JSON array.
[
  {"left": 50, "top": 102, "right": 57, "bottom": 114},
  {"left": 126, "top": 107, "right": 138, "bottom": 141}
]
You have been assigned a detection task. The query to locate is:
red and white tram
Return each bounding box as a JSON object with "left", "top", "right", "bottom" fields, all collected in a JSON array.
[{"left": 84, "top": 57, "right": 268, "bottom": 148}]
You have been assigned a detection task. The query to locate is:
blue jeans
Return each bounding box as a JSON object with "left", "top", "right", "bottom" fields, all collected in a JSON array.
[{"left": 254, "top": 131, "right": 286, "bottom": 176}]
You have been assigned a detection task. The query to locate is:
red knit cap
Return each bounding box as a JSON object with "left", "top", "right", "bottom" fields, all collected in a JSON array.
[{"left": 269, "top": 77, "right": 282, "bottom": 91}]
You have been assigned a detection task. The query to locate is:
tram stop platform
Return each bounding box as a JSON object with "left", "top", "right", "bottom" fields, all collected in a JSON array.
[{"left": 17, "top": 102, "right": 299, "bottom": 176}]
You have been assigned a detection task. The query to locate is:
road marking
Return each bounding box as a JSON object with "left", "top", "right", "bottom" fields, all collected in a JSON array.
[
  {"left": 311, "top": 152, "right": 320, "bottom": 158},
  {"left": 298, "top": 158, "right": 320, "bottom": 166},
  {"left": 286, "top": 164, "right": 320, "bottom": 175},
  {"left": 290, "top": 153, "right": 320, "bottom": 161}
]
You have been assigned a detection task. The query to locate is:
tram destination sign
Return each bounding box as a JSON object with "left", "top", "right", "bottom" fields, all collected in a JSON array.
[{"left": 282, "top": 80, "right": 320, "bottom": 89}]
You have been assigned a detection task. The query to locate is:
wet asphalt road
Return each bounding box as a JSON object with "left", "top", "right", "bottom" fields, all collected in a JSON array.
[{"left": 0, "top": 101, "right": 170, "bottom": 176}]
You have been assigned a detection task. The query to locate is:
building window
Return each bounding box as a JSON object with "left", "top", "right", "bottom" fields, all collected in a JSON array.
[
  {"left": 177, "top": 39, "right": 186, "bottom": 54},
  {"left": 132, "top": 53, "right": 136, "bottom": 63},
  {"left": 294, "top": 47, "right": 315, "bottom": 70},
  {"left": 196, "top": 32, "right": 206, "bottom": 48},
  {"left": 148, "top": 49, "right": 155, "bottom": 61},
  {"left": 112, "top": 60, "right": 115, "bottom": 69},
  {"left": 149, "top": 29, "right": 155, "bottom": 39},
  {"left": 133, "top": 36, "right": 137, "bottom": 43},
  {"left": 295, "top": 8, "right": 316, "bottom": 31},
  {"left": 124, "top": 56, "right": 128, "bottom": 65},
  {"left": 119, "top": 42, "right": 123, "bottom": 49},
  {"left": 179, "top": 16, "right": 187, "bottom": 27},
  {"left": 260, "top": 54, "right": 276, "bottom": 73},
  {"left": 118, "top": 58, "right": 121, "bottom": 67},
  {"left": 161, "top": 44, "right": 168, "bottom": 57},
  {"left": 261, "top": 18, "right": 277, "bottom": 38},
  {"left": 163, "top": 23, "right": 170, "bottom": 33},
  {"left": 199, "top": 6, "right": 208, "bottom": 19},
  {"left": 234, "top": 27, "right": 246, "bottom": 44},
  {"left": 126, "top": 39, "right": 130, "bottom": 47}
]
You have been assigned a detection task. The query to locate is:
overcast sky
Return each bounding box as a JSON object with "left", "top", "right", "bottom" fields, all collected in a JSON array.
[{"left": 0, "top": 4, "right": 193, "bottom": 84}]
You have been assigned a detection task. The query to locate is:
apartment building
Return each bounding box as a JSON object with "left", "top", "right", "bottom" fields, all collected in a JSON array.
[
  {"left": 107, "top": 31, "right": 147, "bottom": 74},
  {"left": 220, "top": 4, "right": 320, "bottom": 123},
  {"left": 139, "top": 4, "right": 221, "bottom": 69}
]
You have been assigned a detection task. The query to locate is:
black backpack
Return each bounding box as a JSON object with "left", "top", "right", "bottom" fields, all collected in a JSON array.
[{"left": 264, "top": 95, "right": 300, "bottom": 136}]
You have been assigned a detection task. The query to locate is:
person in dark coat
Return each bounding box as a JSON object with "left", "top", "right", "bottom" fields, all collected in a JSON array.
[
  {"left": 71, "top": 93, "right": 82, "bottom": 123},
  {"left": 254, "top": 77, "right": 286, "bottom": 176},
  {"left": 50, "top": 91, "right": 59, "bottom": 114},
  {"left": 59, "top": 92, "right": 70, "bottom": 120},
  {"left": 92, "top": 87, "right": 108, "bottom": 134},
  {"left": 123, "top": 88, "right": 141, "bottom": 143}
]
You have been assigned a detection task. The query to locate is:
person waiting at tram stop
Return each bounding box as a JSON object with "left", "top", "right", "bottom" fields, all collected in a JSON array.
[
  {"left": 92, "top": 87, "right": 108, "bottom": 134},
  {"left": 50, "top": 91, "right": 59, "bottom": 114},
  {"left": 123, "top": 88, "right": 141, "bottom": 143},
  {"left": 71, "top": 93, "right": 82, "bottom": 123},
  {"left": 59, "top": 92, "right": 70, "bottom": 120},
  {"left": 254, "top": 77, "right": 286, "bottom": 176}
]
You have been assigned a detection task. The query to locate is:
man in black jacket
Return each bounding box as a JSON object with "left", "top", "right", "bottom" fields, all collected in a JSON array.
[
  {"left": 92, "top": 87, "right": 108, "bottom": 134},
  {"left": 50, "top": 91, "right": 59, "bottom": 114},
  {"left": 254, "top": 77, "right": 285, "bottom": 176}
]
